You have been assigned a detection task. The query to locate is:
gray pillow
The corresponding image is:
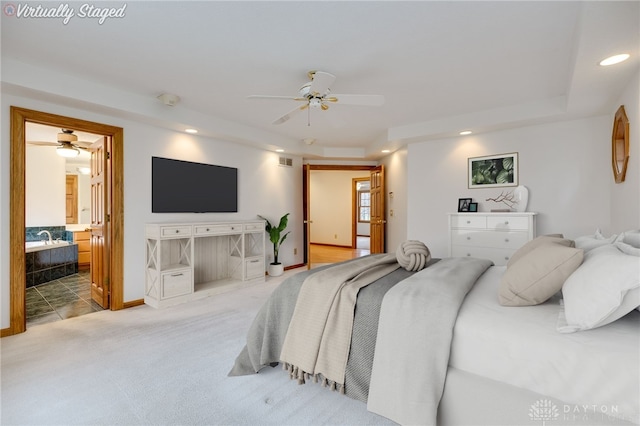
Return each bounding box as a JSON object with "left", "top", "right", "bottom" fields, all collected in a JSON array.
[
  {"left": 499, "top": 242, "right": 584, "bottom": 306},
  {"left": 507, "top": 235, "right": 575, "bottom": 267}
]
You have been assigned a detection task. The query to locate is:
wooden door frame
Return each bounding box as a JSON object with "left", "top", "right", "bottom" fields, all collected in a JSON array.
[
  {"left": 352, "top": 177, "right": 371, "bottom": 248},
  {"left": 303, "top": 164, "right": 377, "bottom": 265},
  {"left": 3, "top": 106, "right": 124, "bottom": 337}
]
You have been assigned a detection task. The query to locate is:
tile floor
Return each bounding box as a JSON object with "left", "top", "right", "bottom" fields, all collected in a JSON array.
[{"left": 26, "top": 270, "right": 105, "bottom": 327}]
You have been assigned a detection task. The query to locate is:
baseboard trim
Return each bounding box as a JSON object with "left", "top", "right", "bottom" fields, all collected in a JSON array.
[
  {"left": 285, "top": 263, "right": 305, "bottom": 271},
  {"left": 123, "top": 299, "right": 144, "bottom": 309}
]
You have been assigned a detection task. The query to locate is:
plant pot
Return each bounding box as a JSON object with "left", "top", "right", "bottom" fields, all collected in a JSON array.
[{"left": 268, "top": 263, "right": 284, "bottom": 277}]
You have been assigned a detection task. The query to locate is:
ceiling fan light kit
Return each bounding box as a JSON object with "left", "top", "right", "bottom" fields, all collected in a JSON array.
[
  {"left": 248, "top": 70, "right": 385, "bottom": 126},
  {"left": 57, "top": 144, "right": 80, "bottom": 157}
]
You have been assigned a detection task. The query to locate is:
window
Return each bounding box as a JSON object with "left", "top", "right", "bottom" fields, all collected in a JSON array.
[{"left": 358, "top": 190, "right": 370, "bottom": 222}]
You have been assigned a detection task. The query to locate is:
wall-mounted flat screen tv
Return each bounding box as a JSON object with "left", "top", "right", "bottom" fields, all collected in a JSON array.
[{"left": 152, "top": 156, "right": 238, "bottom": 213}]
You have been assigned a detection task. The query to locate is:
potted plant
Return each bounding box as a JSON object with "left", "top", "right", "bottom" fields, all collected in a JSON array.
[{"left": 258, "top": 213, "right": 290, "bottom": 277}]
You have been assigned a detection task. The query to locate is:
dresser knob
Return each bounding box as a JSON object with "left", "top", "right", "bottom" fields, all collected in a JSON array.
[
  {"left": 504, "top": 221, "right": 509, "bottom": 225},
  {"left": 175, "top": 230, "right": 179, "bottom": 233},
  {"left": 466, "top": 253, "right": 471, "bottom": 257},
  {"left": 505, "top": 238, "right": 509, "bottom": 242},
  {"left": 505, "top": 256, "right": 509, "bottom": 260},
  {"left": 206, "top": 228, "right": 210, "bottom": 231},
  {"left": 467, "top": 236, "right": 471, "bottom": 240},
  {"left": 466, "top": 220, "right": 471, "bottom": 224}
]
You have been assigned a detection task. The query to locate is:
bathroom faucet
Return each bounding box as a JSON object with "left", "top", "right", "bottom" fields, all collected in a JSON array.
[{"left": 37, "top": 230, "right": 53, "bottom": 245}]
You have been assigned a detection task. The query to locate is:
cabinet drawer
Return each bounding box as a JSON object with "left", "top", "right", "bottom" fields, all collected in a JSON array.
[
  {"left": 451, "top": 230, "right": 529, "bottom": 250},
  {"left": 245, "top": 257, "right": 265, "bottom": 279},
  {"left": 451, "top": 215, "right": 487, "bottom": 229},
  {"left": 78, "top": 252, "right": 91, "bottom": 264},
  {"left": 194, "top": 223, "right": 242, "bottom": 235},
  {"left": 243, "top": 223, "right": 263, "bottom": 232},
  {"left": 160, "top": 226, "right": 192, "bottom": 238},
  {"left": 77, "top": 240, "right": 90, "bottom": 253},
  {"left": 451, "top": 246, "right": 514, "bottom": 266},
  {"left": 73, "top": 231, "right": 90, "bottom": 241},
  {"left": 161, "top": 269, "right": 192, "bottom": 299},
  {"left": 487, "top": 216, "right": 530, "bottom": 231}
]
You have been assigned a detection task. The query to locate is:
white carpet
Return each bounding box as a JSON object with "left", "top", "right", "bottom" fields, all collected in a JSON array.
[{"left": 1, "top": 268, "right": 395, "bottom": 425}]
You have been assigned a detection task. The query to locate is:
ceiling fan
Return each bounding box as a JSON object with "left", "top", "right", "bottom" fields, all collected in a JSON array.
[
  {"left": 247, "top": 70, "right": 385, "bottom": 125},
  {"left": 27, "top": 129, "right": 93, "bottom": 157}
]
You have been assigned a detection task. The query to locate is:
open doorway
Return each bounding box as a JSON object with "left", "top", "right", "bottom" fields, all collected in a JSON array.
[
  {"left": 25, "top": 123, "right": 105, "bottom": 326},
  {"left": 4, "top": 107, "right": 124, "bottom": 337},
  {"left": 303, "top": 164, "right": 385, "bottom": 269}
]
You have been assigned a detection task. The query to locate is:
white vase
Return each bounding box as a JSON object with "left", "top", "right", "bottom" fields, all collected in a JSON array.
[
  {"left": 513, "top": 185, "right": 529, "bottom": 212},
  {"left": 268, "top": 263, "right": 284, "bottom": 277}
]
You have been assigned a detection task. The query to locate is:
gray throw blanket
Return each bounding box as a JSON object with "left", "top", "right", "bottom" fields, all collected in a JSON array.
[
  {"left": 280, "top": 253, "right": 399, "bottom": 391},
  {"left": 228, "top": 257, "right": 419, "bottom": 401},
  {"left": 367, "top": 257, "right": 493, "bottom": 425}
]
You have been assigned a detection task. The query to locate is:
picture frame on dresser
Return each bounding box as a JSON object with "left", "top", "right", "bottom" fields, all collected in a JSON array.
[
  {"left": 458, "top": 198, "right": 472, "bottom": 212},
  {"left": 468, "top": 202, "right": 478, "bottom": 212},
  {"left": 468, "top": 152, "right": 518, "bottom": 188}
]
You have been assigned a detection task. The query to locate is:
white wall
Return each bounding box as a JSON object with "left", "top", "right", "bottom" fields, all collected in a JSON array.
[
  {"left": 310, "top": 170, "right": 369, "bottom": 246},
  {"left": 610, "top": 70, "right": 640, "bottom": 232},
  {"left": 1, "top": 92, "right": 303, "bottom": 328},
  {"left": 25, "top": 145, "right": 66, "bottom": 226},
  {"left": 407, "top": 115, "right": 621, "bottom": 258}
]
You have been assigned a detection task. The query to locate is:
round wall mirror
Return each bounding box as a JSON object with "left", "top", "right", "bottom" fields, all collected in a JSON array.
[{"left": 612, "top": 105, "right": 630, "bottom": 183}]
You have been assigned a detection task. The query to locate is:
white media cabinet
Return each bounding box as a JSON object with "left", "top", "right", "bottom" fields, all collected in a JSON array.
[{"left": 145, "top": 220, "right": 265, "bottom": 308}]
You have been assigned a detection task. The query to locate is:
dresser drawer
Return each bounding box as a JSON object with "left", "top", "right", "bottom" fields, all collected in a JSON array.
[
  {"left": 245, "top": 257, "right": 265, "bottom": 279},
  {"left": 243, "top": 223, "right": 264, "bottom": 232},
  {"left": 451, "top": 246, "right": 515, "bottom": 266},
  {"left": 194, "top": 223, "right": 242, "bottom": 235},
  {"left": 487, "top": 215, "right": 530, "bottom": 231},
  {"left": 161, "top": 269, "right": 192, "bottom": 299},
  {"left": 451, "top": 215, "right": 487, "bottom": 229},
  {"left": 451, "top": 230, "right": 529, "bottom": 250},
  {"left": 160, "top": 226, "right": 192, "bottom": 238}
]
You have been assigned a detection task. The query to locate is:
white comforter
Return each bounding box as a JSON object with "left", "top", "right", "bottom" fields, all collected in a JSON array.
[{"left": 450, "top": 266, "right": 640, "bottom": 424}]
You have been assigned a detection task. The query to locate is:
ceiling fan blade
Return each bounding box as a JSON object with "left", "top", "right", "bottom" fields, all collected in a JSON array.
[
  {"left": 327, "top": 94, "right": 385, "bottom": 106},
  {"left": 27, "top": 141, "right": 58, "bottom": 146},
  {"left": 309, "top": 71, "right": 336, "bottom": 96},
  {"left": 272, "top": 104, "right": 307, "bottom": 125},
  {"left": 247, "top": 95, "right": 305, "bottom": 101}
]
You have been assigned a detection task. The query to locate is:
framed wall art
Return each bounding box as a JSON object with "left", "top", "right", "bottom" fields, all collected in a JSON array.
[{"left": 468, "top": 152, "right": 518, "bottom": 188}]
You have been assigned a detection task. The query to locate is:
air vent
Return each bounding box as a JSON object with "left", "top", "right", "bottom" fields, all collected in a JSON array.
[{"left": 279, "top": 157, "right": 293, "bottom": 167}]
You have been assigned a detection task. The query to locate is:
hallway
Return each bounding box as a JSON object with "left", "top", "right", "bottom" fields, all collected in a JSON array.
[{"left": 309, "top": 236, "right": 370, "bottom": 268}]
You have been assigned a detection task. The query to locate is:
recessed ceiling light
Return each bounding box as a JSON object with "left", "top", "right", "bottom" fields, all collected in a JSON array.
[
  {"left": 459, "top": 130, "right": 472, "bottom": 135},
  {"left": 276, "top": 149, "right": 284, "bottom": 152},
  {"left": 185, "top": 128, "right": 198, "bottom": 134},
  {"left": 381, "top": 149, "right": 391, "bottom": 153},
  {"left": 599, "top": 54, "right": 630, "bottom": 66}
]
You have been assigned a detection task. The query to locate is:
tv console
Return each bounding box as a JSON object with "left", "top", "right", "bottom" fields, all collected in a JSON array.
[{"left": 144, "top": 220, "right": 265, "bottom": 308}]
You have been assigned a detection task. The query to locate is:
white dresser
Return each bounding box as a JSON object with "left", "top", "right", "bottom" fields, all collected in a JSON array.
[
  {"left": 448, "top": 212, "right": 536, "bottom": 266},
  {"left": 145, "top": 220, "right": 265, "bottom": 308}
]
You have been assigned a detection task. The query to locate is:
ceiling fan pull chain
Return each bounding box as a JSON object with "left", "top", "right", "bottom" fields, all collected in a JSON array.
[{"left": 307, "top": 107, "right": 311, "bottom": 126}]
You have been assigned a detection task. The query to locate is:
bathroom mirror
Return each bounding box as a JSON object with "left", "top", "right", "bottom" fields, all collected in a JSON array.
[{"left": 612, "top": 105, "right": 630, "bottom": 183}]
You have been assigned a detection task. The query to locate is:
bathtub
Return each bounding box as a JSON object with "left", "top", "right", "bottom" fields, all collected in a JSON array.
[
  {"left": 26, "top": 240, "right": 70, "bottom": 253},
  {"left": 25, "top": 241, "right": 78, "bottom": 287}
]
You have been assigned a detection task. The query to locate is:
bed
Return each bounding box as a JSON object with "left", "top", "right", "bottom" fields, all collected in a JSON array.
[{"left": 230, "top": 233, "right": 640, "bottom": 425}]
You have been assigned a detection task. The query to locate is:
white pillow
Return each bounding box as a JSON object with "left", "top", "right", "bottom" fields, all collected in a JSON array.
[
  {"left": 574, "top": 229, "right": 617, "bottom": 252},
  {"left": 558, "top": 244, "right": 640, "bottom": 333},
  {"left": 621, "top": 229, "right": 640, "bottom": 248}
]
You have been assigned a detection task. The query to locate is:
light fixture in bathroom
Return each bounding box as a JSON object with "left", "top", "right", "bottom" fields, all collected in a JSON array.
[
  {"left": 76, "top": 167, "right": 90, "bottom": 175},
  {"left": 57, "top": 143, "right": 80, "bottom": 157}
]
